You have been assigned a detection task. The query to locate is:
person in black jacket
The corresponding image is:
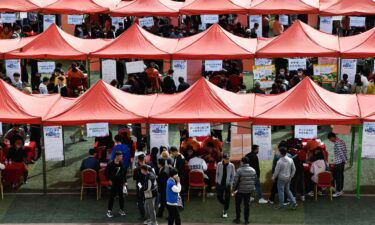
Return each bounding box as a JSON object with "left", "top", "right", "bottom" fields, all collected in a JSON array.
[
  {"left": 162, "top": 70, "right": 177, "bottom": 94},
  {"left": 156, "top": 158, "right": 169, "bottom": 217},
  {"left": 140, "top": 165, "right": 158, "bottom": 225},
  {"left": 105, "top": 152, "right": 126, "bottom": 218},
  {"left": 54, "top": 76, "right": 68, "bottom": 97},
  {"left": 245, "top": 145, "right": 267, "bottom": 204},
  {"left": 170, "top": 146, "right": 186, "bottom": 206},
  {"left": 289, "top": 145, "right": 305, "bottom": 201},
  {"left": 177, "top": 77, "right": 190, "bottom": 92}
]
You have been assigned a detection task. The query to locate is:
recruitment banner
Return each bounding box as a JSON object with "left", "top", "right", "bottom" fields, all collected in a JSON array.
[
  {"left": 43, "top": 15, "right": 55, "bottom": 31},
  {"left": 111, "top": 17, "right": 124, "bottom": 30},
  {"left": 249, "top": 15, "right": 262, "bottom": 37},
  {"left": 288, "top": 58, "right": 306, "bottom": 71},
  {"left": 320, "top": 16, "right": 333, "bottom": 34},
  {"left": 43, "top": 126, "right": 64, "bottom": 161},
  {"left": 126, "top": 61, "right": 144, "bottom": 74},
  {"left": 253, "top": 64, "right": 275, "bottom": 89},
  {"left": 5, "top": 59, "right": 21, "bottom": 83},
  {"left": 0, "top": 13, "right": 16, "bottom": 23},
  {"left": 102, "top": 59, "right": 117, "bottom": 84},
  {"left": 252, "top": 125, "right": 272, "bottom": 160},
  {"left": 362, "top": 122, "right": 375, "bottom": 158},
  {"left": 188, "top": 123, "right": 211, "bottom": 137},
  {"left": 255, "top": 58, "right": 272, "bottom": 66},
  {"left": 350, "top": 16, "right": 366, "bottom": 27},
  {"left": 295, "top": 125, "right": 318, "bottom": 139},
  {"left": 172, "top": 60, "right": 187, "bottom": 85},
  {"left": 150, "top": 124, "right": 169, "bottom": 149},
  {"left": 313, "top": 64, "right": 337, "bottom": 83},
  {"left": 341, "top": 59, "right": 357, "bottom": 84},
  {"left": 87, "top": 123, "right": 109, "bottom": 137},
  {"left": 139, "top": 17, "right": 154, "bottom": 28},
  {"left": 279, "top": 15, "right": 289, "bottom": 25},
  {"left": 201, "top": 15, "right": 219, "bottom": 24},
  {"left": 37, "top": 61, "right": 56, "bottom": 74},
  {"left": 68, "top": 15, "right": 84, "bottom": 25},
  {"left": 205, "top": 60, "right": 222, "bottom": 71}
]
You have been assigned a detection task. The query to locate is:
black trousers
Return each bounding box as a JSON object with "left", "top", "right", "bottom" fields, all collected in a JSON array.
[
  {"left": 235, "top": 193, "right": 251, "bottom": 222},
  {"left": 334, "top": 162, "right": 345, "bottom": 192},
  {"left": 291, "top": 172, "right": 305, "bottom": 197},
  {"left": 136, "top": 188, "right": 145, "bottom": 217},
  {"left": 157, "top": 191, "right": 167, "bottom": 216},
  {"left": 213, "top": 129, "right": 223, "bottom": 142},
  {"left": 167, "top": 205, "right": 181, "bottom": 225},
  {"left": 108, "top": 183, "right": 124, "bottom": 211},
  {"left": 217, "top": 185, "right": 231, "bottom": 211}
]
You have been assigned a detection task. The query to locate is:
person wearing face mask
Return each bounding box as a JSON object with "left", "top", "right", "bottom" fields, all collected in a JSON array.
[
  {"left": 297, "top": 68, "right": 307, "bottom": 79},
  {"left": 245, "top": 145, "right": 268, "bottom": 204},
  {"left": 215, "top": 153, "right": 235, "bottom": 218}
]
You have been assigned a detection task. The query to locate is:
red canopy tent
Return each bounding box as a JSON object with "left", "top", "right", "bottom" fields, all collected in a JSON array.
[
  {"left": 253, "top": 77, "right": 361, "bottom": 125},
  {"left": 0, "top": 36, "right": 37, "bottom": 59},
  {"left": 91, "top": 23, "right": 177, "bottom": 59},
  {"left": 5, "top": 24, "right": 110, "bottom": 60},
  {"left": 173, "top": 23, "right": 257, "bottom": 60},
  {"left": 249, "top": 0, "right": 319, "bottom": 14},
  {"left": 0, "top": 0, "right": 41, "bottom": 12},
  {"left": 320, "top": 0, "right": 375, "bottom": 16},
  {"left": 110, "top": 0, "right": 183, "bottom": 16},
  {"left": 149, "top": 78, "right": 253, "bottom": 123},
  {"left": 43, "top": 80, "right": 157, "bottom": 126},
  {"left": 256, "top": 20, "right": 340, "bottom": 58},
  {"left": 41, "top": 0, "right": 111, "bottom": 14},
  {"left": 339, "top": 27, "right": 375, "bottom": 58},
  {"left": 180, "top": 0, "right": 249, "bottom": 15},
  {"left": 357, "top": 95, "right": 375, "bottom": 122},
  {"left": 0, "top": 79, "right": 66, "bottom": 124}
]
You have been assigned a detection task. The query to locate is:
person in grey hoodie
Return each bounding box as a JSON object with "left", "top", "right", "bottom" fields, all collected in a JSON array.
[
  {"left": 272, "top": 147, "right": 297, "bottom": 209},
  {"left": 215, "top": 153, "right": 236, "bottom": 218},
  {"left": 232, "top": 157, "right": 256, "bottom": 225}
]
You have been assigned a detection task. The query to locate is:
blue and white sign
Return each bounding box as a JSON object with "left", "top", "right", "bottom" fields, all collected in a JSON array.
[
  {"left": 252, "top": 125, "right": 272, "bottom": 160},
  {"left": 150, "top": 124, "right": 169, "bottom": 149},
  {"left": 320, "top": 16, "right": 333, "bottom": 34},
  {"left": 362, "top": 122, "right": 375, "bottom": 158}
]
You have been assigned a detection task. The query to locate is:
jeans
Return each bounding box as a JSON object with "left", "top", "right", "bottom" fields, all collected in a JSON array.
[
  {"left": 144, "top": 197, "right": 157, "bottom": 225},
  {"left": 108, "top": 183, "right": 124, "bottom": 211},
  {"left": 254, "top": 178, "right": 263, "bottom": 199},
  {"left": 167, "top": 205, "right": 181, "bottom": 225},
  {"left": 216, "top": 185, "right": 231, "bottom": 211},
  {"left": 235, "top": 193, "right": 251, "bottom": 222},
  {"left": 277, "top": 179, "right": 296, "bottom": 207},
  {"left": 334, "top": 162, "right": 345, "bottom": 192}
]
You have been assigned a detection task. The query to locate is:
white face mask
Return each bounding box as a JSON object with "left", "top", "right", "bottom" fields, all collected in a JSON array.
[{"left": 280, "top": 71, "right": 285, "bottom": 75}]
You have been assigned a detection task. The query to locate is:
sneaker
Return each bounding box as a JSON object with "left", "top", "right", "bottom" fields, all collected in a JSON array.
[
  {"left": 233, "top": 218, "right": 240, "bottom": 224},
  {"left": 301, "top": 196, "right": 305, "bottom": 202},
  {"left": 333, "top": 191, "right": 344, "bottom": 198},
  {"left": 283, "top": 202, "right": 290, "bottom": 206},
  {"left": 291, "top": 203, "right": 298, "bottom": 210},
  {"left": 244, "top": 221, "right": 250, "bottom": 225},
  {"left": 143, "top": 219, "right": 151, "bottom": 225},
  {"left": 106, "top": 210, "right": 114, "bottom": 218},
  {"left": 258, "top": 198, "right": 268, "bottom": 204},
  {"left": 250, "top": 197, "right": 255, "bottom": 202},
  {"left": 119, "top": 210, "right": 126, "bottom": 216},
  {"left": 222, "top": 210, "right": 228, "bottom": 218},
  {"left": 268, "top": 200, "right": 274, "bottom": 204},
  {"left": 308, "top": 191, "right": 314, "bottom": 197}
]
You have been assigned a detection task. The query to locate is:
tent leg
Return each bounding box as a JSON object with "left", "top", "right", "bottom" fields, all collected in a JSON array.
[
  {"left": 41, "top": 125, "right": 47, "bottom": 195},
  {"left": 356, "top": 125, "right": 363, "bottom": 199},
  {"left": 86, "top": 59, "right": 91, "bottom": 87}
]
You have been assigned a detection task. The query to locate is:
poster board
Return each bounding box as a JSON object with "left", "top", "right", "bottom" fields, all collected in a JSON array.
[
  {"left": 150, "top": 124, "right": 169, "bottom": 149},
  {"left": 253, "top": 64, "right": 276, "bottom": 89},
  {"left": 295, "top": 125, "right": 318, "bottom": 139},
  {"left": 111, "top": 17, "right": 124, "bottom": 30},
  {"left": 68, "top": 15, "right": 84, "bottom": 25},
  {"left": 43, "top": 126, "right": 64, "bottom": 161},
  {"left": 205, "top": 60, "right": 223, "bottom": 71},
  {"left": 350, "top": 17, "right": 366, "bottom": 27},
  {"left": 252, "top": 125, "right": 272, "bottom": 160},
  {"left": 126, "top": 61, "right": 144, "bottom": 74},
  {"left": 341, "top": 59, "right": 357, "bottom": 84},
  {"left": 139, "top": 17, "right": 154, "bottom": 28},
  {"left": 43, "top": 15, "right": 56, "bottom": 31},
  {"left": 5, "top": 59, "right": 21, "bottom": 83},
  {"left": 201, "top": 15, "right": 219, "bottom": 24},
  {"left": 87, "top": 123, "right": 109, "bottom": 137},
  {"left": 279, "top": 15, "right": 289, "bottom": 25},
  {"left": 101, "top": 59, "right": 117, "bottom": 84},
  {"left": 288, "top": 58, "right": 307, "bottom": 71},
  {"left": 362, "top": 122, "right": 375, "bottom": 158},
  {"left": 188, "top": 123, "right": 211, "bottom": 137},
  {"left": 313, "top": 64, "right": 337, "bottom": 83},
  {"left": 249, "top": 15, "right": 262, "bottom": 37},
  {"left": 320, "top": 16, "right": 333, "bottom": 34},
  {"left": 0, "top": 13, "right": 16, "bottom": 23},
  {"left": 172, "top": 60, "right": 187, "bottom": 86},
  {"left": 37, "top": 61, "right": 56, "bottom": 74}
]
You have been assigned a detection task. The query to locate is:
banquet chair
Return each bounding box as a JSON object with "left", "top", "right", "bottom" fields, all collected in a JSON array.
[
  {"left": 0, "top": 170, "right": 3, "bottom": 200},
  {"left": 81, "top": 169, "right": 99, "bottom": 200},
  {"left": 188, "top": 171, "right": 207, "bottom": 202},
  {"left": 98, "top": 168, "right": 111, "bottom": 199},
  {"left": 315, "top": 171, "right": 333, "bottom": 201}
]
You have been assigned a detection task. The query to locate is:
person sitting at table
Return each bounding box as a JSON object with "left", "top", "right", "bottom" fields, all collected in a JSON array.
[
  {"left": 307, "top": 151, "right": 327, "bottom": 196},
  {"left": 4, "top": 124, "right": 26, "bottom": 144},
  {"left": 180, "top": 135, "right": 201, "bottom": 153},
  {"left": 95, "top": 130, "right": 113, "bottom": 148},
  {"left": 307, "top": 147, "right": 324, "bottom": 163},
  {"left": 182, "top": 145, "right": 195, "bottom": 162},
  {"left": 80, "top": 148, "right": 100, "bottom": 172},
  {"left": 7, "top": 135, "right": 28, "bottom": 183},
  {"left": 188, "top": 151, "right": 212, "bottom": 194}
]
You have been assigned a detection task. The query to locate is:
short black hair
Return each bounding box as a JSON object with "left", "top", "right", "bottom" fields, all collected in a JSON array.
[
  {"left": 178, "top": 77, "right": 184, "bottom": 83},
  {"left": 89, "top": 148, "right": 96, "bottom": 155},
  {"left": 13, "top": 72, "right": 20, "bottom": 77},
  {"left": 115, "top": 151, "right": 122, "bottom": 156},
  {"left": 279, "top": 147, "right": 287, "bottom": 156},
  {"left": 158, "top": 158, "right": 165, "bottom": 167},
  {"left": 278, "top": 141, "right": 287, "bottom": 149},
  {"left": 328, "top": 132, "right": 336, "bottom": 139},
  {"left": 169, "top": 146, "right": 178, "bottom": 152},
  {"left": 168, "top": 69, "right": 174, "bottom": 75},
  {"left": 169, "top": 168, "right": 178, "bottom": 177},
  {"left": 138, "top": 154, "right": 145, "bottom": 161},
  {"left": 241, "top": 157, "right": 249, "bottom": 164},
  {"left": 252, "top": 145, "right": 259, "bottom": 152},
  {"left": 114, "top": 134, "right": 123, "bottom": 142},
  {"left": 42, "top": 77, "right": 49, "bottom": 83}
]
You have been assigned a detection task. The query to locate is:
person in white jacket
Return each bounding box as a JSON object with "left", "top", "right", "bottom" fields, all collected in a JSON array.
[
  {"left": 272, "top": 147, "right": 297, "bottom": 209},
  {"left": 308, "top": 152, "right": 327, "bottom": 196}
]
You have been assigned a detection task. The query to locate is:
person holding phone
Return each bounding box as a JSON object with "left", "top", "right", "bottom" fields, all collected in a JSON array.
[{"left": 166, "top": 168, "right": 181, "bottom": 225}]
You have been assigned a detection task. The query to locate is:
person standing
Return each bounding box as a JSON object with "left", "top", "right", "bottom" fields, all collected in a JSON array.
[
  {"left": 39, "top": 77, "right": 49, "bottom": 94},
  {"left": 245, "top": 145, "right": 268, "bottom": 204},
  {"left": 105, "top": 152, "right": 127, "bottom": 218},
  {"left": 166, "top": 168, "right": 182, "bottom": 225},
  {"left": 111, "top": 135, "right": 131, "bottom": 176},
  {"left": 140, "top": 165, "right": 158, "bottom": 225},
  {"left": 211, "top": 123, "right": 224, "bottom": 142},
  {"left": 272, "top": 147, "right": 297, "bottom": 209},
  {"left": 215, "top": 153, "right": 235, "bottom": 218},
  {"left": 328, "top": 132, "right": 348, "bottom": 197},
  {"left": 177, "top": 77, "right": 190, "bottom": 92},
  {"left": 156, "top": 158, "right": 169, "bottom": 218},
  {"left": 272, "top": 15, "right": 284, "bottom": 36},
  {"left": 232, "top": 157, "right": 256, "bottom": 225}
]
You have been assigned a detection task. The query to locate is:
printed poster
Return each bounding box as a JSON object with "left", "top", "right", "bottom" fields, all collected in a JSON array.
[
  {"left": 172, "top": 60, "right": 187, "bottom": 86},
  {"left": 126, "top": 61, "right": 144, "bottom": 74},
  {"left": 139, "top": 17, "right": 154, "bottom": 28},
  {"left": 295, "top": 125, "right": 318, "bottom": 139},
  {"left": 0, "top": 13, "right": 16, "bottom": 23},
  {"left": 150, "top": 124, "right": 169, "bottom": 149},
  {"left": 205, "top": 60, "right": 222, "bottom": 71},
  {"left": 362, "top": 122, "right": 375, "bottom": 158},
  {"left": 320, "top": 16, "right": 333, "bottom": 34},
  {"left": 201, "top": 15, "right": 219, "bottom": 24},
  {"left": 87, "top": 123, "right": 109, "bottom": 137},
  {"left": 249, "top": 15, "right": 262, "bottom": 37},
  {"left": 252, "top": 125, "right": 272, "bottom": 160},
  {"left": 313, "top": 64, "right": 337, "bottom": 83},
  {"left": 0, "top": 122, "right": 2, "bottom": 136},
  {"left": 5, "top": 59, "right": 21, "bottom": 83},
  {"left": 188, "top": 123, "right": 211, "bottom": 137},
  {"left": 279, "top": 15, "right": 289, "bottom": 25},
  {"left": 101, "top": 59, "right": 117, "bottom": 84},
  {"left": 37, "top": 61, "right": 56, "bottom": 74},
  {"left": 111, "top": 17, "right": 124, "bottom": 30},
  {"left": 43, "top": 15, "right": 55, "bottom": 31},
  {"left": 68, "top": 15, "right": 84, "bottom": 25},
  {"left": 230, "top": 134, "right": 252, "bottom": 161},
  {"left": 253, "top": 64, "right": 276, "bottom": 89},
  {"left": 288, "top": 58, "right": 307, "bottom": 71},
  {"left": 43, "top": 126, "right": 64, "bottom": 161},
  {"left": 341, "top": 59, "right": 357, "bottom": 84},
  {"left": 255, "top": 58, "right": 272, "bottom": 66},
  {"left": 350, "top": 17, "right": 366, "bottom": 27}
]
